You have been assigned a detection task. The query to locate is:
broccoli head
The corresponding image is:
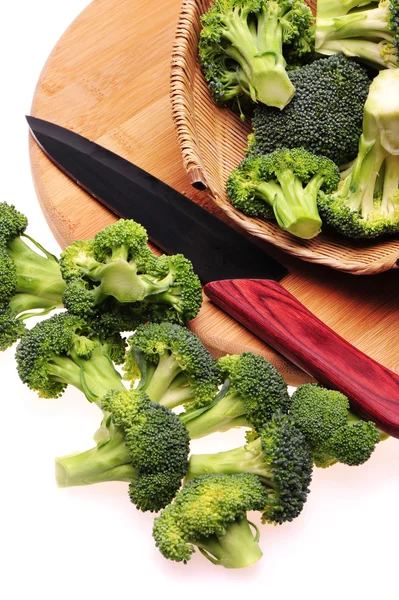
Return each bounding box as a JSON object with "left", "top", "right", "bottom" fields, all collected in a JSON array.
[
  {"left": 227, "top": 148, "right": 340, "bottom": 239},
  {"left": 317, "top": 69, "right": 399, "bottom": 238},
  {"left": 181, "top": 352, "right": 290, "bottom": 439},
  {"left": 290, "top": 383, "right": 383, "bottom": 467},
  {"left": 153, "top": 473, "right": 267, "bottom": 568},
  {"left": 199, "top": 0, "right": 314, "bottom": 112},
  {"left": 187, "top": 411, "right": 313, "bottom": 524},
  {"left": 60, "top": 219, "right": 202, "bottom": 327},
  {"left": 55, "top": 389, "right": 190, "bottom": 512},
  {"left": 123, "top": 322, "right": 220, "bottom": 410},
  {"left": 249, "top": 54, "right": 371, "bottom": 167},
  {"left": 315, "top": 0, "right": 399, "bottom": 69},
  {"left": 0, "top": 202, "right": 65, "bottom": 350},
  {"left": 15, "top": 312, "right": 126, "bottom": 404}
]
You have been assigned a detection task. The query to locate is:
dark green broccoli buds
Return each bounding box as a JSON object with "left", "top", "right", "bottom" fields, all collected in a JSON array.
[{"left": 55, "top": 389, "right": 190, "bottom": 512}]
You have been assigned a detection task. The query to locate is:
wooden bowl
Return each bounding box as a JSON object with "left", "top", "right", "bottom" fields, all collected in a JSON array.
[{"left": 170, "top": 0, "right": 399, "bottom": 274}]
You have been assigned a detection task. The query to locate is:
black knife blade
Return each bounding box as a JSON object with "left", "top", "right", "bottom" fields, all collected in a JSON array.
[{"left": 26, "top": 116, "right": 286, "bottom": 284}]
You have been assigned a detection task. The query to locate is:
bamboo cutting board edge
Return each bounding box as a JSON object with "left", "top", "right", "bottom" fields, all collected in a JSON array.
[{"left": 28, "top": 0, "right": 399, "bottom": 382}]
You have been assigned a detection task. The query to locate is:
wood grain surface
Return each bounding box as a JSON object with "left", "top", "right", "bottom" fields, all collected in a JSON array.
[{"left": 29, "top": 0, "right": 399, "bottom": 386}]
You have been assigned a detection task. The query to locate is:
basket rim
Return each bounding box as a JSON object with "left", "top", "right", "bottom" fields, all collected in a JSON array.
[{"left": 170, "top": 0, "right": 399, "bottom": 275}]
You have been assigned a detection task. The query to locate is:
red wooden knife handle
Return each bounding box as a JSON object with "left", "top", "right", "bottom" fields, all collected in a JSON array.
[{"left": 204, "top": 279, "right": 399, "bottom": 437}]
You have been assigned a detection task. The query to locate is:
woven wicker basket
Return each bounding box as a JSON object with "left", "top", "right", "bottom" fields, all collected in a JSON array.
[{"left": 170, "top": 0, "right": 399, "bottom": 274}]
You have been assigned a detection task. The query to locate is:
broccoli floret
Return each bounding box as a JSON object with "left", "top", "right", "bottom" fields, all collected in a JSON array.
[
  {"left": 290, "top": 383, "right": 384, "bottom": 467},
  {"left": 198, "top": 0, "right": 314, "bottom": 112},
  {"left": 249, "top": 54, "right": 371, "bottom": 167},
  {"left": 0, "top": 202, "right": 65, "bottom": 350},
  {"left": 227, "top": 148, "right": 340, "bottom": 239},
  {"left": 153, "top": 473, "right": 267, "bottom": 568},
  {"left": 123, "top": 322, "right": 219, "bottom": 410},
  {"left": 315, "top": 0, "right": 399, "bottom": 69},
  {"left": 317, "top": 69, "right": 399, "bottom": 238},
  {"left": 55, "top": 389, "right": 190, "bottom": 512},
  {"left": 180, "top": 352, "right": 290, "bottom": 439},
  {"left": 60, "top": 219, "right": 202, "bottom": 326},
  {"left": 186, "top": 411, "right": 313, "bottom": 524},
  {"left": 15, "top": 312, "right": 126, "bottom": 404}
]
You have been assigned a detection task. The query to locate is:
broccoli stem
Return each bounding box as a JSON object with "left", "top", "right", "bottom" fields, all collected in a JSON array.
[
  {"left": 181, "top": 393, "right": 249, "bottom": 439},
  {"left": 222, "top": 7, "right": 294, "bottom": 109},
  {"left": 93, "top": 260, "right": 171, "bottom": 304},
  {"left": 316, "top": 8, "right": 393, "bottom": 47},
  {"left": 317, "top": 0, "right": 375, "bottom": 18},
  {"left": 273, "top": 171, "right": 322, "bottom": 239},
  {"left": 55, "top": 428, "right": 136, "bottom": 487},
  {"left": 47, "top": 350, "right": 125, "bottom": 406},
  {"left": 381, "top": 154, "right": 399, "bottom": 214},
  {"left": 186, "top": 438, "right": 273, "bottom": 484},
  {"left": 143, "top": 352, "right": 184, "bottom": 404},
  {"left": 316, "top": 38, "right": 397, "bottom": 68},
  {"left": 194, "top": 518, "right": 262, "bottom": 569},
  {"left": 7, "top": 236, "right": 65, "bottom": 304}
]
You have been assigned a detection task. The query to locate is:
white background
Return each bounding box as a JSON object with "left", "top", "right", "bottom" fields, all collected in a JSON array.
[{"left": 1, "top": 1, "right": 398, "bottom": 598}]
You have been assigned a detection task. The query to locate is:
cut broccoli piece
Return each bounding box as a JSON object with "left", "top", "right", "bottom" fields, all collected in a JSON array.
[
  {"left": 55, "top": 389, "right": 190, "bottom": 512},
  {"left": 249, "top": 54, "right": 371, "bottom": 167},
  {"left": 180, "top": 352, "right": 290, "bottom": 439},
  {"left": 290, "top": 383, "right": 384, "bottom": 467},
  {"left": 198, "top": 0, "right": 314, "bottom": 112},
  {"left": 315, "top": 0, "right": 399, "bottom": 69},
  {"left": 227, "top": 148, "right": 340, "bottom": 238},
  {"left": 60, "top": 219, "right": 202, "bottom": 326},
  {"left": 0, "top": 202, "right": 65, "bottom": 350},
  {"left": 15, "top": 312, "right": 126, "bottom": 404},
  {"left": 153, "top": 473, "right": 267, "bottom": 568},
  {"left": 123, "top": 322, "right": 220, "bottom": 410},
  {"left": 317, "top": 69, "right": 399, "bottom": 238},
  {"left": 186, "top": 411, "right": 313, "bottom": 524}
]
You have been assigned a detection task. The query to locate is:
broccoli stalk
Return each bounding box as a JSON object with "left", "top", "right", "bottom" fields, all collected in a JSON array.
[
  {"left": 317, "top": 0, "right": 379, "bottom": 18},
  {"left": 153, "top": 473, "right": 267, "bottom": 568},
  {"left": 60, "top": 219, "right": 202, "bottom": 326},
  {"left": 180, "top": 352, "right": 290, "bottom": 439},
  {"left": 227, "top": 148, "right": 340, "bottom": 239},
  {"left": 290, "top": 384, "right": 385, "bottom": 467},
  {"left": 55, "top": 389, "right": 190, "bottom": 512},
  {"left": 199, "top": 0, "right": 314, "bottom": 111},
  {"left": 0, "top": 203, "right": 65, "bottom": 349},
  {"left": 124, "top": 322, "right": 220, "bottom": 410},
  {"left": 15, "top": 312, "right": 126, "bottom": 404},
  {"left": 317, "top": 69, "right": 399, "bottom": 238},
  {"left": 315, "top": 0, "right": 399, "bottom": 68},
  {"left": 56, "top": 426, "right": 134, "bottom": 486},
  {"left": 187, "top": 411, "right": 313, "bottom": 524}
]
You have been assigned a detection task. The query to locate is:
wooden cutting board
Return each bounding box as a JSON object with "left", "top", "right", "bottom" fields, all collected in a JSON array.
[{"left": 29, "top": 0, "right": 399, "bottom": 385}]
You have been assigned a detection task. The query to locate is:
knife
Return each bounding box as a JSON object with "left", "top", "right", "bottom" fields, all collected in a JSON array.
[{"left": 27, "top": 115, "right": 399, "bottom": 437}]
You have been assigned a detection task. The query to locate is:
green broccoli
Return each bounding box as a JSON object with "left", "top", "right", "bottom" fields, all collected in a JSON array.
[
  {"left": 186, "top": 411, "right": 313, "bottom": 524},
  {"left": 227, "top": 148, "right": 340, "bottom": 239},
  {"left": 315, "top": 0, "right": 399, "bottom": 69},
  {"left": 180, "top": 352, "right": 290, "bottom": 439},
  {"left": 15, "top": 312, "right": 126, "bottom": 404},
  {"left": 249, "top": 54, "right": 370, "bottom": 167},
  {"left": 60, "top": 219, "right": 202, "bottom": 327},
  {"left": 198, "top": 0, "right": 314, "bottom": 112},
  {"left": 0, "top": 202, "right": 65, "bottom": 350},
  {"left": 55, "top": 389, "right": 190, "bottom": 512},
  {"left": 317, "top": 69, "right": 399, "bottom": 238},
  {"left": 153, "top": 473, "right": 267, "bottom": 568},
  {"left": 123, "top": 322, "right": 220, "bottom": 410},
  {"left": 290, "top": 384, "right": 385, "bottom": 467}
]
